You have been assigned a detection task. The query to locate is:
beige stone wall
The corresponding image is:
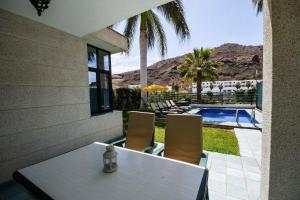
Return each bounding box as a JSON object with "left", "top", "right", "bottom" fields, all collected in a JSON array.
[
  {"left": 0, "top": 9, "right": 123, "bottom": 183},
  {"left": 262, "top": 0, "right": 300, "bottom": 199}
]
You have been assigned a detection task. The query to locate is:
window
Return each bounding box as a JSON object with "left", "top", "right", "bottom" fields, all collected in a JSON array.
[{"left": 87, "top": 45, "right": 113, "bottom": 115}]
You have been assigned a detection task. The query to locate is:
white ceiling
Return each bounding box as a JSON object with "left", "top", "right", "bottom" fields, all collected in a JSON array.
[{"left": 0, "top": 0, "right": 172, "bottom": 37}]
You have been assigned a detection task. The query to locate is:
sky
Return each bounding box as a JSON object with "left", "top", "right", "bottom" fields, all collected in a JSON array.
[{"left": 111, "top": 0, "right": 263, "bottom": 74}]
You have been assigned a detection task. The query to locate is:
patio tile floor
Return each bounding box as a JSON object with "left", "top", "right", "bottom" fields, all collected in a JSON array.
[{"left": 207, "top": 128, "right": 262, "bottom": 200}]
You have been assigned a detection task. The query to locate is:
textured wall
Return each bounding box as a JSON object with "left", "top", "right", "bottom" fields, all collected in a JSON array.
[
  {"left": 0, "top": 9, "right": 123, "bottom": 183},
  {"left": 262, "top": 0, "right": 300, "bottom": 199}
]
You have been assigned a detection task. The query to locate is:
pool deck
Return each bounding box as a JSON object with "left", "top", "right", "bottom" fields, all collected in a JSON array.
[
  {"left": 207, "top": 128, "right": 262, "bottom": 200},
  {"left": 188, "top": 106, "right": 262, "bottom": 129}
]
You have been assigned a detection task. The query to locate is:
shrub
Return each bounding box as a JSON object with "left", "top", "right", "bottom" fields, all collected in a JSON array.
[
  {"left": 207, "top": 91, "right": 213, "bottom": 100},
  {"left": 246, "top": 88, "right": 257, "bottom": 104},
  {"left": 173, "top": 84, "right": 179, "bottom": 92},
  {"left": 235, "top": 90, "right": 245, "bottom": 103},
  {"left": 114, "top": 88, "right": 141, "bottom": 111}
]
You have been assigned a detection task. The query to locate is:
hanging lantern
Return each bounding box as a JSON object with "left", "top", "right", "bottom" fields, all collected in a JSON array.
[
  {"left": 103, "top": 145, "right": 118, "bottom": 173},
  {"left": 30, "top": 0, "right": 51, "bottom": 16}
]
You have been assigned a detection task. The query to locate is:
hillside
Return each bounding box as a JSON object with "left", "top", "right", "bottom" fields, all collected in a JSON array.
[{"left": 112, "top": 43, "right": 263, "bottom": 88}]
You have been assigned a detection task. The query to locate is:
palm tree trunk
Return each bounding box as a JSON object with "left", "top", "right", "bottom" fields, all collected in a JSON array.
[
  {"left": 140, "top": 30, "right": 148, "bottom": 109},
  {"left": 197, "top": 71, "right": 202, "bottom": 103}
]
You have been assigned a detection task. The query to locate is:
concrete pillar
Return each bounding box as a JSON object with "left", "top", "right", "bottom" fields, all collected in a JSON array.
[{"left": 262, "top": 0, "right": 300, "bottom": 199}]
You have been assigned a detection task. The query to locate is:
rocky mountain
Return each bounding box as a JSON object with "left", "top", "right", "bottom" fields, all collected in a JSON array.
[{"left": 112, "top": 43, "right": 263, "bottom": 88}]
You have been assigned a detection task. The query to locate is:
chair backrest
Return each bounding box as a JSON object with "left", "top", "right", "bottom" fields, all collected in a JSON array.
[
  {"left": 157, "top": 102, "right": 165, "bottom": 110},
  {"left": 165, "top": 100, "right": 172, "bottom": 108},
  {"left": 162, "top": 102, "right": 169, "bottom": 109},
  {"left": 164, "top": 114, "right": 203, "bottom": 165},
  {"left": 150, "top": 103, "right": 159, "bottom": 111},
  {"left": 169, "top": 100, "right": 176, "bottom": 107},
  {"left": 125, "top": 111, "right": 155, "bottom": 151}
]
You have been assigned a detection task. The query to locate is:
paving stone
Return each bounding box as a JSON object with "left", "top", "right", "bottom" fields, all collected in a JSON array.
[
  {"left": 227, "top": 184, "right": 248, "bottom": 199},
  {"left": 227, "top": 196, "right": 244, "bottom": 200},
  {"left": 242, "top": 157, "right": 259, "bottom": 168},
  {"left": 212, "top": 158, "right": 226, "bottom": 166},
  {"left": 246, "top": 179, "right": 260, "bottom": 200},
  {"left": 227, "top": 162, "right": 243, "bottom": 170},
  {"left": 227, "top": 155, "right": 242, "bottom": 164},
  {"left": 227, "top": 168, "right": 245, "bottom": 178},
  {"left": 209, "top": 171, "right": 226, "bottom": 183},
  {"left": 227, "top": 175, "right": 246, "bottom": 188},
  {"left": 212, "top": 153, "right": 227, "bottom": 161},
  {"left": 245, "top": 172, "right": 261, "bottom": 182},
  {"left": 210, "top": 164, "right": 227, "bottom": 174},
  {"left": 209, "top": 190, "right": 226, "bottom": 200},
  {"left": 208, "top": 179, "right": 226, "bottom": 194},
  {"left": 243, "top": 165, "right": 260, "bottom": 174}
]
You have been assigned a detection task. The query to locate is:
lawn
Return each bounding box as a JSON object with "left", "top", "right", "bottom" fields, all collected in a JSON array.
[
  {"left": 123, "top": 112, "right": 240, "bottom": 156},
  {"left": 155, "top": 126, "right": 239, "bottom": 156}
]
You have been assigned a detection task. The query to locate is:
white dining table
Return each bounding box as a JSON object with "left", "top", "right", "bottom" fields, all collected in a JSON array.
[{"left": 14, "top": 142, "right": 208, "bottom": 200}]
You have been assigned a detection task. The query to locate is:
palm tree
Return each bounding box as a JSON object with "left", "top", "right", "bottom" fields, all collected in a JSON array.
[
  {"left": 252, "top": 0, "right": 263, "bottom": 14},
  {"left": 235, "top": 82, "right": 241, "bottom": 90},
  {"left": 120, "top": 0, "right": 190, "bottom": 107},
  {"left": 218, "top": 83, "right": 223, "bottom": 93},
  {"left": 246, "top": 81, "right": 252, "bottom": 90},
  {"left": 209, "top": 83, "right": 214, "bottom": 91},
  {"left": 179, "top": 48, "right": 222, "bottom": 103},
  {"left": 218, "top": 83, "right": 224, "bottom": 103}
]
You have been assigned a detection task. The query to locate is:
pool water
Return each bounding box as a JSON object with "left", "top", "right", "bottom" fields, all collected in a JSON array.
[{"left": 197, "top": 108, "right": 257, "bottom": 124}]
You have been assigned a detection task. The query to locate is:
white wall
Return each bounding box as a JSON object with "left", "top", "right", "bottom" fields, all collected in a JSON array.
[
  {"left": 261, "top": 0, "right": 300, "bottom": 199},
  {"left": 192, "top": 80, "right": 262, "bottom": 93},
  {"left": 0, "top": 9, "right": 123, "bottom": 183}
]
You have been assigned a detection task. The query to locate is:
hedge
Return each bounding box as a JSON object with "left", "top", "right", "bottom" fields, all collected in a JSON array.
[{"left": 114, "top": 88, "right": 141, "bottom": 111}]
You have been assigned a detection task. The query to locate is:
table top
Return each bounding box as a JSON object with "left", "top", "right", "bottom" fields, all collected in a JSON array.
[{"left": 14, "top": 142, "right": 208, "bottom": 200}]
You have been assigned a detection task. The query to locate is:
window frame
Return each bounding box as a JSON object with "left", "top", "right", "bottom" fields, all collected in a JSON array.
[{"left": 87, "top": 44, "right": 113, "bottom": 115}]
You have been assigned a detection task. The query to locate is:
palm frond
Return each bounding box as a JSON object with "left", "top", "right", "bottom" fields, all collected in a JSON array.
[
  {"left": 252, "top": 0, "right": 263, "bottom": 14},
  {"left": 156, "top": 0, "right": 190, "bottom": 41},
  {"left": 145, "top": 13, "right": 155, "bottom": 49},
  {"left": 146, "top": 10, "right": 167, "bottom": 57},
  {"left": 123, "top": 15, "right": 139, "bottom": 51}
]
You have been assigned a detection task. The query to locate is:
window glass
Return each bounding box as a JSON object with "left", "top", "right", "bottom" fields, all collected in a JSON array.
[
  {"left": 88, "top": 46, "right": 97, "bottom": 69},
  {"left": 87, "top": 45, "right": 112, "bottom": 115},
  {"left": 88, "top": 72, "right": 97, "bottom": 85},
  {"left": 98, "top": 50, "right": 110, "bottom": 71},
  {"left": 104, "top": 55, "right": 110, "bottom": 71},
  {"left": 88, "top": 72, "right": 98, "bottom": 114},
  {"left": 100, "top": 73, "right": 110, "bottom": 110}
]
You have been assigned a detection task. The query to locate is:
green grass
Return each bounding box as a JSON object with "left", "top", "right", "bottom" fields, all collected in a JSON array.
[
  {"left": 155, "top": 126, "right": 240, "bottom": 156},
  {"left": 123, "top": 111, "right": 240, "bottom": 156}
]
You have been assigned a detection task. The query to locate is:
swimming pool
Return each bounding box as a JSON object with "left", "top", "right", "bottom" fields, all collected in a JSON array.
[{"left": 196, "top": 108, "right": 257, "bottom": 124}]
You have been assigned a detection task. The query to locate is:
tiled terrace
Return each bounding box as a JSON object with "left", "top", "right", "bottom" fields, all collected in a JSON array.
[{"left": 207, "top": 128, "right": 262, "bottom": 200}]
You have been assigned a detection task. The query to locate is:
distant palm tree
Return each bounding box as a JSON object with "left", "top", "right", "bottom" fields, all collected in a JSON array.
[
  {"left": 235, "top": 82, "right": 241, "bottom": 90},
  {"left": 209, "top": 83, "right": 214, "bottom": 91},
  {"left": 218, "top": 83, "right": 223, "bottom": 93},
  {"left": 121, "top": 0, "right": 190, "bottom": 107},
  {"left": 218, "top": 83, "right": 224, "bottom": 103},
  {"left": 252, "top": 0, "right": 263, "bottom": 14},
  {"left": 179, "top": 48, "right": 222, "bottom": 103},
  {"left": 246, "top": 81, "right": 252, "bottom": 90}
]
